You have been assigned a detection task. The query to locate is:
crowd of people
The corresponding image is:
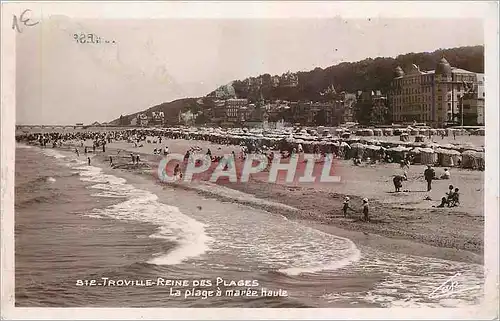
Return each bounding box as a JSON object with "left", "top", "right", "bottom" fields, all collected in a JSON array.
[{"left": 17, "top": 127, "right": 469, "bottom": 221}]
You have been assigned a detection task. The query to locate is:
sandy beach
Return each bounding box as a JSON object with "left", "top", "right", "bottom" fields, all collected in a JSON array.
[{"left": 64, "top": 135, "right": 484, "bottom": 265}]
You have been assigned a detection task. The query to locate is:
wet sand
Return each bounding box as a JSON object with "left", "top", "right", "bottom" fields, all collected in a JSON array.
[{"left": 58, "top": 137, "right": 484, "bottom": 265}]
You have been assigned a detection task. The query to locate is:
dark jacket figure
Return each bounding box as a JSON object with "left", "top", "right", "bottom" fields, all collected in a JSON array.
[
  {"left": 206, "top": 149, "right": 212, "bottom": 157},
  {"left": 342, "top": 197, "right": 351, "bottom": 217},
  {"left": 75, "top": 148, "right": 79, "bottom": 157},
  {"left": 424, "top": 165, "right": 435, "bottom": 191},
  {"left": 84, "top": 146, "right": 88, "bottom": 154},
  {"left": 109, "top": 156, "right": 113, "bottom": 165},
  {"left": 362, "top": 198, "right": 370, "bottom": 222},
  {"left": 87, "top": 157, "right": 91, "bottom": 166}
]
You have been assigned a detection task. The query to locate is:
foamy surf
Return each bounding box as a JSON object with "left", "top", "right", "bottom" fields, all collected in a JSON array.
[
  {"left": 36, "top": 147, "right": 213, "bottom": 266},
  {"left": 278, "top": 235, "right": 361, "bottom": 276},
  {"left": 72, "top": 163, "right": 213, "bottom": 266}
]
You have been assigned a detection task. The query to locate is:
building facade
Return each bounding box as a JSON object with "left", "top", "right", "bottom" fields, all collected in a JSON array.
[
  {"left": 390, "top": 58, "right": 481, "bottom": 127},
  {"left": 225, "top": 98, "right": 249, "bottom": 123}
]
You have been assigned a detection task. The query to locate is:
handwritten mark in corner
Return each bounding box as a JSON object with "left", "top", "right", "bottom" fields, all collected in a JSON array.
[
  {"left": 12, "top": 9, "right": 39, "bottom": 33},
  {"left": 428, "top": 272, "right": 481, "bottom": 299}
]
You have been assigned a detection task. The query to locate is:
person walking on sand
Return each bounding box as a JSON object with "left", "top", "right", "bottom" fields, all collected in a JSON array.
[
  {"left": 424, "top": 165, "right": 435, "bottom": 191},
  {"left": 84, "top": 146, "right": 88, "bottom": 154},
  {"left": 75, "top": 148, "right": 79, "bottom": 157},
  {"left": 164, "top": 146, "right": 169, "bottom": 155},
  {"left": 87, "top": 157, "right": 91, "bottom": 166},
  {"left": 362, "top": 198, "right": 370, "bottom": 222},
  {"left": 109, "top": 156, "right": 113, "bottom": 165}
]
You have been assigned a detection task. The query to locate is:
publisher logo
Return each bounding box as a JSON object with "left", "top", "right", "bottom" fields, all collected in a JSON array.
[{"left": 155, "top": 153, "right": 341, "bottom": 185}]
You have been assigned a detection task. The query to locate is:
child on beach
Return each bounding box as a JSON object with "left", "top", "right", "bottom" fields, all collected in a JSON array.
[
  {"left": 446, "top": 185, "right": 454, "bottom": 205},
  {"left": 362, "top": 198, "right": 370, "bottom": 222},
  {"left": 435, "top": 197, "right": 448, "bottom": 208},
  {"left": 449, "top": 188, "right": 460, "bottom": 207},
  {"left": 342, "top": 197, "right": 352, "bottom": 217}
]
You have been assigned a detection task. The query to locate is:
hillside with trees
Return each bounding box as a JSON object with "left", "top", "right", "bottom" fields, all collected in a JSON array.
[{"left": 111, "top": 45, "right": 484, "bottom": 124}]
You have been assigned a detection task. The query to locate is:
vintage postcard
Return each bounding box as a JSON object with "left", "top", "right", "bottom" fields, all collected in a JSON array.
[{"left": 1, "top": 1, "right": 498, "bottom": 320}]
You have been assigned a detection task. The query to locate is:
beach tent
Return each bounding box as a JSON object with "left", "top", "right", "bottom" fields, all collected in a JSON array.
[
  {"left": 383, "top": 128, "right": 394, "bottom": 136},
  {"left": 387, "top": 145, "right": 410, "bottom": 163},
  {"left": 410, "top": 147, "right": 435, "bottom": 164},
  {"left": 348, "top": 142, "right": 366, "bottom": 159},
  {"left": 461, "top": 150, "right": 485, "bottom": 170},
  {"left": 400, "top": 133, "right": 410, "bottom": 142},
  {"left": 436, "top": 148, "right": 461, "bottom": 167},
  {"left": 414, "top": 135, "right": 426, "bottom": 142}
]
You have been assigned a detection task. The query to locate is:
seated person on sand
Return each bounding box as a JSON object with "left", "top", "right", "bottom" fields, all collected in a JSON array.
[
  {"left": 440, "top": 168, "right": 451, "bottom": 180},
  {"left": 434, "top": 197, "right": 448, "bottom": 208}
]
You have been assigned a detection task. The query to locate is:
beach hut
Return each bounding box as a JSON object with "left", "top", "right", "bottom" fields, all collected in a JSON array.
[
  {"left": 349, "top": 142, "right": 366, "bottom": 159},
  {"left": 419, "top": 147, "right": 437, "bottom": 165},
  {"left": 373, "top": 128, "right": 383, "bottom": 136},
  {"left": 436, "top": 148, "right": 461, "bottom": 167},
  {"left": 461, "top": 150, "right": 485, "bottom": 170},
  {"left": 383, "top": 128, "right": 394, "bottom": 136},
  {"left": 387, "top": 145, "right": 410, "bottom": 163},
  {"left": 415, "top": 135, "right": 426, "bottom": 143},
  {"left": 400, "top": 133, "right": 410, "bottom": 142},
  {"left": 341, "top": 132, "right": 351, "bottom": 139},
  {"left": 365, "top": 144, "right": 383, "bottom": 160}
]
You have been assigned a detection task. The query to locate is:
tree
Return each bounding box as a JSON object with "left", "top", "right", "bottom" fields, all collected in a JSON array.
[
  {"left": 354, "top": 100, "right": 373, "bottom": 125},
  {"left": 314, "top": 109, "right": 327, "bottom": 126}
]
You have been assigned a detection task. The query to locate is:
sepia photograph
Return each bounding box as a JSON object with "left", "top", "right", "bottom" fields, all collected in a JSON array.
[{"left": 1, "top": 1, "right": 498, "bottom": 320}]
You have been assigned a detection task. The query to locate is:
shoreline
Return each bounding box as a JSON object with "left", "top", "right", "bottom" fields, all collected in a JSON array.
[{"left": 25, "top": 141, "right": 484, "bottom": 265}]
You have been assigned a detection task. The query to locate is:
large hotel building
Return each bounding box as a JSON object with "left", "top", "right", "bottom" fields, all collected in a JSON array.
[{"left": 390, "top": 58, "right": 484, "bottom": 127}]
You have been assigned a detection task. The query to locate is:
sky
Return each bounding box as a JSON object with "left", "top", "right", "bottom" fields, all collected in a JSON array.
[{"left": 16, "top": 17, "right": 484, "bottom": 125}]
